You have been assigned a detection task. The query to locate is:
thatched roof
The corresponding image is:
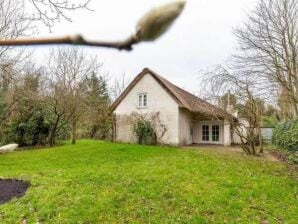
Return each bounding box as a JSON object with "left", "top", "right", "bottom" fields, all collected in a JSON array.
[{"left": 110, "top": 68, "right": 235, "bottom": 120}]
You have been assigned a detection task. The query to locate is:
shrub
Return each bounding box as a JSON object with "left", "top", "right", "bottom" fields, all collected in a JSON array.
[
  {"left": 261, "top": 116, "right": 278, "bottom": 128},
  {"left": 272, "top": 118, "right": 298, "bottom": 163},
  {"left": 133, "top": 120, "right": 157, "bottom": 145},
  {"left": 5, "top": 109, "right": 50, "bottom": 147},
  {"left": 272, "top": 118, "right": 298, "bottom": 152}
]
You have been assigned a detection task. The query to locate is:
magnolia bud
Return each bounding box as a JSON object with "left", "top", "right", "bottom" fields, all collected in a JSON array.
[{"left": 135, "top": 1, "right": 186, "bottom": 42}]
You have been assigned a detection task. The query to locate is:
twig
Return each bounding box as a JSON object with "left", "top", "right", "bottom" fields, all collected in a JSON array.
[{"left": 0, "top": 35, "right": 139, "bottom": 51}]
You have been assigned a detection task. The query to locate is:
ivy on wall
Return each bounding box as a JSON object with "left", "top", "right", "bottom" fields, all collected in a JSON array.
[
  {"left": 133, "top": 120, "right": 157, "bottom": 145},
  {"left": 131, "top": 112, "right": 167, "bottom": 145}
]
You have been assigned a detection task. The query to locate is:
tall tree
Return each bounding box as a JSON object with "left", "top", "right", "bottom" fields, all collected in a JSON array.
[
  {"left": 202, "top": 65, "right": 268, "bottom": 155},
  {"left": 84, "top": 73, "right": 112, "bottom": 139},
  {"left": 1, "top": 64, "right": 49, "bottom": 146},
  {"left": 0, "top": 0, "right": 32, "bottom": 82},
  {"left": 219, "top": 93, "right": 237, "bottom": 111},
  {"left": 234, "top": 0, "right": 298, "bottom": 119},
  {"left": 48, "top": 47, "right": 101, "bottom": 144}
]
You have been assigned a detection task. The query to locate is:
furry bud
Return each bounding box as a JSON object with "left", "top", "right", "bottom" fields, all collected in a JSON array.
[{"left": 136, "top": 1, "right": 186, "bottom": 42}]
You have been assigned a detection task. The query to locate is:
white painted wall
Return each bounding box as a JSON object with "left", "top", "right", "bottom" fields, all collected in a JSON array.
[
  {"left": 178, "top": 109, "right": 193, "bottom": 145},
  {"left": 193, "top": 121, "right": 201, "bottom": 144},
  {"left": 223, "top": 119, "right": 231, "bottom": 146},
  {"left": 114, "top": 73, "right": 180, "bottom": 145}
]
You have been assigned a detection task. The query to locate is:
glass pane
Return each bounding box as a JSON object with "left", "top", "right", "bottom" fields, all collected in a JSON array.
[
  {"left": 212, "top": 125, "right": 219, "bottom": 142},
  {"left": 202, "top": 125, "right": 209, "bottom": 141},
  {"left": 143, "top": 94, "right": 147, "bottom": 106},
  {"left": 138, "top": 95, "right": 143, "bottom": 107}
]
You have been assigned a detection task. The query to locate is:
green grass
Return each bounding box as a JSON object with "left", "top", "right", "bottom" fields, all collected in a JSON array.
[{"left": 0, "top": 140, "right": 297, "bottom": 223}]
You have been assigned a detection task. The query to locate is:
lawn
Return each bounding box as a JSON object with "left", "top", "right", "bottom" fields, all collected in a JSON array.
[{"left": 0, "top": 140, "right": 297, "bottom": 223}]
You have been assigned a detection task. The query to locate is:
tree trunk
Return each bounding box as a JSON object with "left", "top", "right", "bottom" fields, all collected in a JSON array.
[
  {"left": 290, "top": 95, "right": 298, "bottom": 117},
  {"left": 49, "top": 115, "right": 60, "bottom": 147},
  {"left": 257, "top": 126, "right": 263, "bottom": 154},
  {"left": 49, "top": 128, "right": 56, "bottom": 147},
  {"left": 71, "top": 118, "right": 77, "bottom": 144},
  {"left": 90, "top": 125, "right": 97, "bottom": 139}
]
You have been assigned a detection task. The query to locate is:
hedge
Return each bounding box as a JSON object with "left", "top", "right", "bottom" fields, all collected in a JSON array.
[{"left": 272, "top": 118, "right": 298, "bottom": 152}]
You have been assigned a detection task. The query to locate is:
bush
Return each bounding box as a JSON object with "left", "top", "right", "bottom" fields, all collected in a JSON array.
[
  {"left": 273, "top": 118, "right": 298, "bottom": 152},
  {"left": 261, "top": 116, "right": 278, "bottom": 128},
  {"left": 133, "top": 120, "right": 157, "bottom": 145},
  {"left": 6, "top": 109, "right": 50, "bottom": 147},
  {"left": 272, "top": 118, "right": 298, "bottom": 163}
]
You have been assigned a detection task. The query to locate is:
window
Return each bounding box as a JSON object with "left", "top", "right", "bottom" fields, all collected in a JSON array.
[
  {"left": 138, "top": 93, "right": 148, "bottom": 108},
  {"left": 202, "top": 125, "right": 209, "bottom": 141},
  {"left": 212, "top": 125, "right": 220, "bottom": 142}
]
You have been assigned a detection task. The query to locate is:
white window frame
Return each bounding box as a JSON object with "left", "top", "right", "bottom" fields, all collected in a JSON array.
[
  {"left": 138, "top": 93, "right": 148, "bottom": 108},
  {"left": 199, "top": 121, "right": 223, "bottom": 145}
]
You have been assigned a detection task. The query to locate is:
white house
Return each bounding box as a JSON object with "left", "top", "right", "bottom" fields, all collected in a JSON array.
[{"left": 110, "top": 68, "right": 238, "bottom": 146}]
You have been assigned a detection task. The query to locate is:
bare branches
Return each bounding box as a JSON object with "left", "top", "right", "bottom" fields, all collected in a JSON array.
[
  {"left": 27, "top": 0, "right": 91, "bottom": 29},
  {"left": 201, "top": 64, "right": 268, "bottom": 154},
  {"left": 0, "top": 1, "right": 186, "bottom": 50},
  {"left": 199, "top": 0, "right": 298, "bottom": 154},
  {"left": 201, "top": 64, "right": 273, "bottom": 103},
  {"left": 0, "top": 1, "right": 31, "bottom": 38},
  {"left": 48, "top": 47, "right": 102, "bottom": 144},
  {"left": 0, "top": 0, "right": 32, "bottom": 58},
  {"left": 109, "top": 74, "right": 131, "bottom": 101},
  {"left": 233, "top": 0, "right": 298, "bottom": 118}
]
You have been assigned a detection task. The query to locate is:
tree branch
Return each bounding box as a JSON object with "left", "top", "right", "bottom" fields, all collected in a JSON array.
[{"left": 0, "top": 34, "right": 139, "bottom": 50}]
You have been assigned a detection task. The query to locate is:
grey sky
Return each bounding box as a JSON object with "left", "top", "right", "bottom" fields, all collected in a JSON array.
[{"left": 33, "top": 0, "right": 258, "bottom": 93}]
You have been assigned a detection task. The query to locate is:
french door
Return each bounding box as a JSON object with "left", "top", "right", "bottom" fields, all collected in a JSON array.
[{"left": 201, "top": 124, "right": 221, "bottom": 144}]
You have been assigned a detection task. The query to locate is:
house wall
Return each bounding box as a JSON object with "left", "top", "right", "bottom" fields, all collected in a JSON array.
[
  {"left": 114, "top": 73, "right": 180, "bottom": 145},
  {"left": 193, "top": 122, "right": 201, "bottom": 144},
  {"left": 223, "top": 120, "right": 231, "bottom": 146},
  {"left": 178, "top": 109, "right": 193, "bottom": 145}
]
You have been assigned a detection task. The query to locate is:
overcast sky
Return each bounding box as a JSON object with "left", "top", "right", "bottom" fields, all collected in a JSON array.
[{"left": 32, "top": 0, "right": 258, "bottom": 94}]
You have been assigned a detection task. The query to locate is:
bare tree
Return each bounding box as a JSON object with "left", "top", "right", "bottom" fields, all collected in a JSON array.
[
  {"left": 202, "top": 65, "right": 269, "bottom": 155},
  {"left": 45, "top": 79, "right": 70, "bottom": 146},
  {"left": 109, "top": 74, "right": 131, "bottom": 101},
  {"left": 200, "top": 0, "right": 298, "bottom": 153},
  {"left": 26, "top": 0, "right": 91, "bottom": 29},
  {"left": 234, "top": 0, "right": 298, "bottom": 119},
  {"left": 0, "top": 0, "right": 32, "bottom": 45},
  {"left": 48, "top": 47, "right": 101, "bottom": 144},
  {"left": 0, "top": 0, "right": 33, "bottom": 80}
]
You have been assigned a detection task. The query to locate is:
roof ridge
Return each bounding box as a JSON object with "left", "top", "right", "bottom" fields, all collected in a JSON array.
[
  {"left": 148, "top": 69, "right": 227, "bottom": 108},
  {"left": 146, "top": 68, "right": 234, "bottom": 119},
  {"left": 149, "top": 69, "right": 204, "bottom": 100}
]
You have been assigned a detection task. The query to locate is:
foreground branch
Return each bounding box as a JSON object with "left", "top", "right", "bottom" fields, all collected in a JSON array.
[
  {"left": 0, "top": 1, "right": 186, "bottom": 51},
  {"left": 0, "top": 35, "right": 139, "bottom": 51}
]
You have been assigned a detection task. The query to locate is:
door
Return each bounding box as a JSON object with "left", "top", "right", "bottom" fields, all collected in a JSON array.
[{"left": 200, "top": 123, "right": 221, "bottom": 144}]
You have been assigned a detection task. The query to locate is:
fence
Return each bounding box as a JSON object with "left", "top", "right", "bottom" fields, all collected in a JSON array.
[{"left": 261, "top": 128, "right": 274, "bottom": 143}]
